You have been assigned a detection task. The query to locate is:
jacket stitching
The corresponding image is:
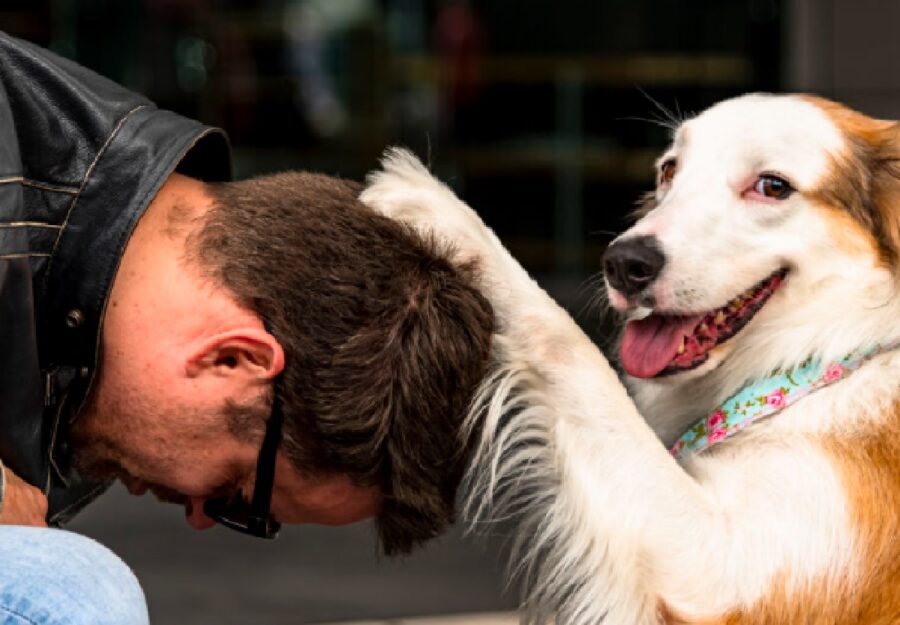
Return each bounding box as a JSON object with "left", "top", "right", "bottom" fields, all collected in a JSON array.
[
  {"left": 47, "top": 482, "right": 109, "bottom": 526},
  {"left": 0, "top": 176, "right": 80, "bottom": 194},
  {"left": 21, "top": 179, "right": 79, "bottom": 194},
  {"left": 0, "top": 222, "right": 62, "bottom": 229},
  {"left": 0, "top": 253, "right": 51, "bottom": 260},
  {"left": 43, "top": 104, "right": 147, "bottom": 282},
  {"left": 45, "top": 375, "right": 70, "bottom": 491}
]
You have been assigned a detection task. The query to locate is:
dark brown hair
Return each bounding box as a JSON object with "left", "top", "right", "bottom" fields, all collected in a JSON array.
[{"left": 195, "top": 171, "right": 493, "bottom": 555}]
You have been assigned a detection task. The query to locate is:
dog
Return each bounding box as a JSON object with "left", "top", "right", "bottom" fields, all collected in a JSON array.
[{"left": 360, "top": 93, "right": 900, "bottom": 625}]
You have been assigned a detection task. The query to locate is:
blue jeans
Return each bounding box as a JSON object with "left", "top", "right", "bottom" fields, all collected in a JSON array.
[{"left": 0, "top": 526, "right": 148, "bottom": 625}]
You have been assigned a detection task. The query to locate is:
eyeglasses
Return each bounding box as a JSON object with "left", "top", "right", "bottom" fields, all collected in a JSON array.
[{"left": 203, "top": 378, "right": 284, "bottom": 539}]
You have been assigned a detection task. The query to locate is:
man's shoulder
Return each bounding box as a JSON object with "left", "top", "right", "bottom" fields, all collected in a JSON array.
[{"left": 0, "top": 30, "right": 152, "bottom": 187}]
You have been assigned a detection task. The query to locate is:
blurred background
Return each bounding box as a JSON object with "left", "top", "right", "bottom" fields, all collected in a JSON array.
[{"left": 2, "top": 0, "right": 895, "bottom": 623}]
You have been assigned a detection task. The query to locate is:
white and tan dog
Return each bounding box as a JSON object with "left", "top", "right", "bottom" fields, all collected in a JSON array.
[{"left": 361, "top": 93, "right": 900, "bottom": 625}]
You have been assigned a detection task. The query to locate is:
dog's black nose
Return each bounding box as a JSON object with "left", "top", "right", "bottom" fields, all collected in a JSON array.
[{"left": 603, "top": 236, "right": 666, "bottom": 296}]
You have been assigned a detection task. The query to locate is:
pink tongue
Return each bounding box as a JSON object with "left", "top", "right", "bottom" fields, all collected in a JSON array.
[{"left": 620, "top": 314, "right": 702, "bottom": 378}]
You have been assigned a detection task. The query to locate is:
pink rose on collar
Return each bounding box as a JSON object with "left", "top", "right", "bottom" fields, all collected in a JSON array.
[
  {"left": 822, "top": 363, "right": 845, "bottom": 383},
  {"left": 706, "top": 410, "right": 726, "bottom": 431},
  {"left": 707, "top": 427, "right": 728, "bottom": 443},
  {"left": 766, "top": 388, "right": 786, "bottom": 408}
]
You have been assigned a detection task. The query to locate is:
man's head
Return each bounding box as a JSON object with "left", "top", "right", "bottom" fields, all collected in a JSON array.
[{"left": 73, "top": 169, "right": 494, "bottom": 555}]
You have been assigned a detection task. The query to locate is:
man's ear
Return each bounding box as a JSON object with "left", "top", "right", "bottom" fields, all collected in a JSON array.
[{"left": 185, "top": 326, "right": 285, "bottom": 383}]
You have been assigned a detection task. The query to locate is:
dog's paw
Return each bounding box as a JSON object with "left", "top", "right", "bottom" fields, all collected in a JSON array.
[{"left": 360, "top": 148, "right": 498, "bottom": 269}]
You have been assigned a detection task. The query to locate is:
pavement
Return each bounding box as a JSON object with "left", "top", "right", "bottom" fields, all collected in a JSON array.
[{"left": 309, "top": 613, "right": 518, "bottom": 625}]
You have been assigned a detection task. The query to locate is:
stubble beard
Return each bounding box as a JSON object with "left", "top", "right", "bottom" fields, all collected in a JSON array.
[{"left": 70, "top": 390, "right": 188, "bottom": 506}]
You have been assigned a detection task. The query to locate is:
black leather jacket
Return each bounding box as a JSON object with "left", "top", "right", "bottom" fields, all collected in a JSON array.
[{"left": 0, "top": 32, "right": 231, "bottom": 524}]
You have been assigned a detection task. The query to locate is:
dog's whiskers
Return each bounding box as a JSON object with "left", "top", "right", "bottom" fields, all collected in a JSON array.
[{"left": 575, "top": 273, "right": 611, "bottom": 320}]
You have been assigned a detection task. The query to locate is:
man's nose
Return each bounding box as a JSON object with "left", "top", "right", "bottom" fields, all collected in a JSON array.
[
  {"left": 185, "top": 496, "right": 217, "bottom": 531},
  {"left": 603, "top": 235, "right": 666, "bottom": 297}
]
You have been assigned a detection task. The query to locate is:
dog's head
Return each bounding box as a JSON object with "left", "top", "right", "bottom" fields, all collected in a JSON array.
[{"left": 604, "top": 93, "right": 900, "bottom": 385}]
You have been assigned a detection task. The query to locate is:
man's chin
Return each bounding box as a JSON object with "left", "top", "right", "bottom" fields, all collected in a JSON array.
[
  {"left": 71, "top": 451, "right": 121, "bottom": 484},
  {"left": 117, "top": 474, "right": 185, "bottom": 505},
  {"left": 72, "top": 452, "right": 184, "bottom": 505}
]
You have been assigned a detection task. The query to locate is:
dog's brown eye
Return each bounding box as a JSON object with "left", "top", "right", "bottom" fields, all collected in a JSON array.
[
  {"left": 754, "top": 174, "right": 794, "bottom": 200},
  {"left": 659, "top": 159, "right": 677, "bottom": 185}
]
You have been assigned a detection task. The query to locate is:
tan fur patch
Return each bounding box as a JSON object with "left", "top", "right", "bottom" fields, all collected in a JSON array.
[
  {"left": 812, "top": 199, "right": 883, "bottom": 260},
  {"left": 663, "top": 399, "right": 900, "bottom": 625},
  {"left": 804, "top": 95, "right": 900, "bottom": 271}
]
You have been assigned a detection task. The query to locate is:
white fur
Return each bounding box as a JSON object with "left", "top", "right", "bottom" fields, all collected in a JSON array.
[{"left": 360, "top": 92, "right": 900, "bottom": 624}]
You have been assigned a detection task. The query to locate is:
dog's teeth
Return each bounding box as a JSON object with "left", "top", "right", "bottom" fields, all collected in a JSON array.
[
  {"left": 677, "top": 338, "right": 686, "bottom": 354},
  {"left": 730, "top": 299, "right": 743, "bottom": 311},
  {"left": 699, "top": 323, "right": 709, "bottom": 334},
  {"left": 714, "top": 311, "right": 726, "bottom": 325}
]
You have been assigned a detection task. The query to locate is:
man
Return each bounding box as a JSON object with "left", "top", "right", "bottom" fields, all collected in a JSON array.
[{"left": 0, "top": 32, "right": 493, "bottom": 624}]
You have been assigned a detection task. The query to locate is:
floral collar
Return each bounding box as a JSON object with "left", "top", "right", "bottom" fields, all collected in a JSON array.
[{"left": 671, "top": 343, "right": 900, "bottom": 460}]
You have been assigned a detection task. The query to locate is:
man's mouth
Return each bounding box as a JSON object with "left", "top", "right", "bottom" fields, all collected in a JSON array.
[
  {"left": 619, "top": 269, "right": 787, "bottom": 379},
  {"left": 121, "top": 475, "right": 187, "bottom": 504},
  {"left": 125, "top": 479, "right": 216, "bottom": 530},
  {"left": 122, "top": 476, "right": 149, "bottom": 496}
]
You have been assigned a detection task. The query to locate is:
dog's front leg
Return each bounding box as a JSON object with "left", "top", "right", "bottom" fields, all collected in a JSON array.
[{"left": 361, "top": 151, "right": 850, "bottom": 625}]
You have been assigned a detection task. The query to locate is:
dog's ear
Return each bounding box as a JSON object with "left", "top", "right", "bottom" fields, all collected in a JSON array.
[
  {"left": 867, "top": 123, "right": 900, "bottom": 267},
  {"left": 806, "top": 96, "right": 900, "bottom": 267}
]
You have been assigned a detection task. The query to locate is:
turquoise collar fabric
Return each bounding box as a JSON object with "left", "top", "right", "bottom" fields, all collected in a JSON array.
[{"left": 671, "top": 343, "right": 899, "bottom": 460}]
